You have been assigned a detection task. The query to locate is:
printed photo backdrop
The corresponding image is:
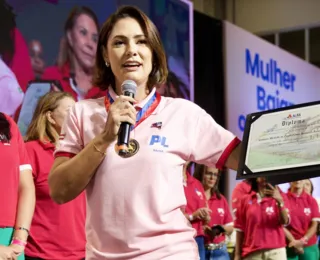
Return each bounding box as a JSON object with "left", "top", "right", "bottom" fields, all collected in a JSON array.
[{"left": 1, "top": 0, "right": 192, "bottom": 132}]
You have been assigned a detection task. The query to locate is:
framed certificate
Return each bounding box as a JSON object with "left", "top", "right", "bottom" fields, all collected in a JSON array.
[{"left": 237, "top": 101, "right": 320, "bottom": 184}]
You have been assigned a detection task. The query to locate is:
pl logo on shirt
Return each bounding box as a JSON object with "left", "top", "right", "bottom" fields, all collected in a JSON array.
[{"left": 149, "top": 135, "right": 169, "bottom": 152}]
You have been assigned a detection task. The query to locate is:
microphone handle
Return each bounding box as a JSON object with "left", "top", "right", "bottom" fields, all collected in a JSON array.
[{"left": 117, "top": 91, "right": 135, "bottom": 147}]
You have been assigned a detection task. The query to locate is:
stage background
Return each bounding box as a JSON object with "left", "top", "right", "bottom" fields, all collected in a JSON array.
[
  {"left": 193, "top": 12, "right": 227, "bottom": 195},
  {"left": 224, "top": 21, "right": 320, "bottom": 200}
]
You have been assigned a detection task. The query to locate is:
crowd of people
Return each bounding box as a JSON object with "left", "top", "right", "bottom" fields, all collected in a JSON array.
[
  {"left": 183, "top": 162, "right": 320, "bottom": 260},
  {"left": 0, "top": 1, "right": 320, "bottom": 260}
]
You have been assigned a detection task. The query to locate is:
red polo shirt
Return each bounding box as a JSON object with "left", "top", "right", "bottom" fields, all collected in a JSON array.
[
  {"left": 42, "top": 63, "right": 106, "bottom": 100},
  {"left": 205, "top": 193, "right": 233, "bottom": 244},
  {"left": 286, "top": 191, "right": 320, "bottom": 247},
  {"left": 5, "top": 28, "right": 34, "bottom": 92},
  {"left": 183, "top": 173, "right": 207, "bottom": 237},
  {"left": 234, "top": 193, "right": 287, "bottom": 258},
  {"left": 0, "top": 114, "right": 32, "bottom": 226},
  {"left": 231, "top": 180, "right": 252, "bottom": 210},
  {"left": 24, "top": 140, "right": 86, "bottom": 260}
]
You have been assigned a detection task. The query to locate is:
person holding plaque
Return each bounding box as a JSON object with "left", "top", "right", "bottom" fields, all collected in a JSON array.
[
  {"left": 48, "top": 5, "right": 241, "bottom": 259},
  {"left": 234, "top": 177, "right": 289, "bottom": 260},
  {"left": 284, "top": 180, "right": 320, "bottom": 260},
  {"left": 194, "top": 165, "right": 233, "bottom": 260}
]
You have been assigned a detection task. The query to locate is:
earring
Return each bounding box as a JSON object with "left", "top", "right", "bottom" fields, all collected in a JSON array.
[{"left": 105, "top": 61, "right": 109, "bottom": 67}]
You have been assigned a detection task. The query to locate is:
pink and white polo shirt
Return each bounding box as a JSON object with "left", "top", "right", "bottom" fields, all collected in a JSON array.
[{"left": 55, "top": 87, "right": 240, "bottom": 260}]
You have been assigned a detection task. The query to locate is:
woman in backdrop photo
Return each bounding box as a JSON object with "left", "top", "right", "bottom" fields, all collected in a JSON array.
[
  {"left": 0, "top": 112, "right": 35, "bottom": 260},
  {"left": 48, "top": 5, "right": 241, "bottom": 259},
  {"left": 24, "top": 92, "right": 86, "bottom": 260},
  {"left": 194, "top": 165, "right": 233, "bottom": 260},
  {"left": 182, "top": 162, "right": 211, "bottom": 260},
  {"left": 42, "top": 6, "right": 105, "bottom": 100},
  {"left": 284, "top": 180, "right": 320, "bottom": 260},
  {"left": 234, "top": 178, "right": 289, "bottom": 260}
]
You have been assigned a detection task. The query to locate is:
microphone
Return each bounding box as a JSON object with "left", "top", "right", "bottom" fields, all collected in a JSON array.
[{"left": 117, "top": 80, "right": 137, "bottom": 156}]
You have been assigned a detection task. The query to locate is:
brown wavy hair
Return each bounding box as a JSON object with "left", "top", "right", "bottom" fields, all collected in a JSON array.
[
  {"left": 25, "top": 92, "right": 74, "bottom": 143},
  {"left": 193, "top": 164, "right": 222, "bottom": 199},
  {"left": 93, "top": 5, "right": 168, "bottom": 91}
]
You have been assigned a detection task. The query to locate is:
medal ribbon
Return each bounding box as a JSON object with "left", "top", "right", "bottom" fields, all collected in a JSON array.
[{"left": 104, "top": 91, "right": 161, "bottom": 130}]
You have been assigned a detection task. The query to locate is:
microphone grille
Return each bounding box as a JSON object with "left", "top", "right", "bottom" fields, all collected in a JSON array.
[{"left": 121, "top": 80, "right": 137, "bottom": 95}]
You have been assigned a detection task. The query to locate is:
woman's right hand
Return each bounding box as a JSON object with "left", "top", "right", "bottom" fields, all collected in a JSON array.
[
  {"left": 102, "top": 95, "right": 137, "bottom": 142},
  {"left": 0, "top": 245, "right": 17, "bottom": 260},
  {"left": 289, "top": 239, "right": 305, "bottom": 254},
  {"left": 194, "top": 207, "right": 212, "bottom": 220}
]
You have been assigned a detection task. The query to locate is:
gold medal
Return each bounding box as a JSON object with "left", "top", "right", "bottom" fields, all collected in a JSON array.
[{"left": 115, "top": 139, "right": 140, "bottom": 158}]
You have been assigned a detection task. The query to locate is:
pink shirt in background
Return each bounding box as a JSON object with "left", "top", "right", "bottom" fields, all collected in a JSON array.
[
  {"left": 55, "top": 87, "right": 240, "bottom": 259},
  {"left": 0, "top": 59, "right": 24, "bottom": 116}
]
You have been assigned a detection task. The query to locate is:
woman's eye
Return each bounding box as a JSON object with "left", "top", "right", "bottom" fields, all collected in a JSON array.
[{"left": 114, "top": 41, "right": 124, "bottom": 46}]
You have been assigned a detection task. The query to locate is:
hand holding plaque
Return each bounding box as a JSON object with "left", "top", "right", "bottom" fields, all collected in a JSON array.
[{"left": 237, "top": 101, "right": 320, "bottom": 184}]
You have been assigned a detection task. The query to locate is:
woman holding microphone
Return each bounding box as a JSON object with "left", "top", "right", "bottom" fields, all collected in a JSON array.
[{"left": 49, "top": 5, "right": 241, "bottom": 259}]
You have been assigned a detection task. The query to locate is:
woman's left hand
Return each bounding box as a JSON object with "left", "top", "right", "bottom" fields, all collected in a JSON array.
[{"left": 265, "top": 184, "right": 283, "bottom": 204}]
